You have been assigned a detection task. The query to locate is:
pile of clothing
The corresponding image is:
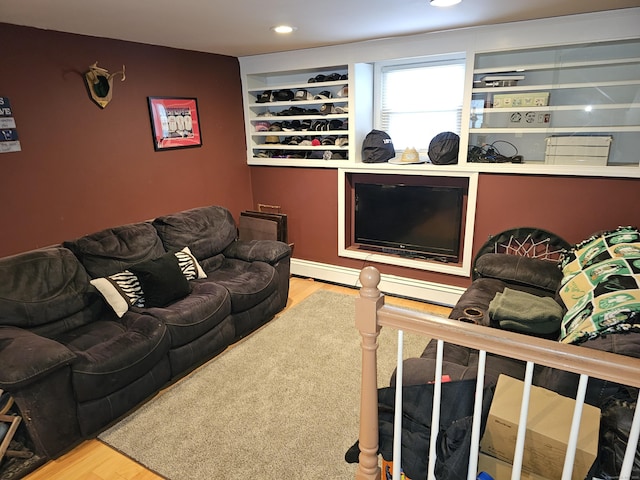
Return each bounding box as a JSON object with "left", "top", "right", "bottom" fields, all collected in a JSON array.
[{"left": 488, "top": 287, "right": 563, "bottom": 335}]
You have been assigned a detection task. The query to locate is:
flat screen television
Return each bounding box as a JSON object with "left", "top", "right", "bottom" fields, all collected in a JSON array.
[{"left": 354, "top": 183, "right": 464, "bottom": 262}]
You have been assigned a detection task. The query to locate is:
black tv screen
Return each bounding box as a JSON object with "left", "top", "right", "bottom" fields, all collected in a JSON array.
[{"left": 354, "top": 183, "right": 463, "bottom": 261}]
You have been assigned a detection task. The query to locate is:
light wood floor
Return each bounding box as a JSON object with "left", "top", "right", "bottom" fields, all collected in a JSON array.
[{"left": 23, "top": 277, "right": 451, "bottom": 480}]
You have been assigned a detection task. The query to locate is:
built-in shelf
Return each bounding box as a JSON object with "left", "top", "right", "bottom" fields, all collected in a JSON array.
[
  {"left": 468, "top": 38, "right": 640, "bottom": 169},
  {"left": 241, "top": 37, "right": 639, "bottom": 177},
  {"left": 244, "top": 66, "right": 352, "bottom": 163}
]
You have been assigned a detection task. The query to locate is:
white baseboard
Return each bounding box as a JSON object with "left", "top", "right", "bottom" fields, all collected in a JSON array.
[{"left": 290, "top": 258, "right": 466, "bottom": 307}]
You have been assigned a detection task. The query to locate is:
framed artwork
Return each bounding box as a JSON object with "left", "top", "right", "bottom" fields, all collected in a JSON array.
[{"left": 147, "top": 97, "right": 202, "bottom": 151}]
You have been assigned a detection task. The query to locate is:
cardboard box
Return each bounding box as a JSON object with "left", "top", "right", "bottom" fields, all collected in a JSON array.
[
  {"left": 480, "top": 375, "right": 600, "bottom": 480},
  {"left": 478, "top": 452, "right": 550, "bottom": 480}
]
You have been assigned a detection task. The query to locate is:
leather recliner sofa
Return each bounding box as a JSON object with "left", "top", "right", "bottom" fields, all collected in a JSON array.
[{"left": 0, "top": 205, "right": 291, "bottom": 463}]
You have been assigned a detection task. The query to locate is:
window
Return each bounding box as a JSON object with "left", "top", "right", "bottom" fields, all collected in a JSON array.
[{"left": 376, "top": 55, "right": 466, "bottom": 154}]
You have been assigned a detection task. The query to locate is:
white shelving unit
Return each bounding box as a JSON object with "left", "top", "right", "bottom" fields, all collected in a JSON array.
[
  {"left": 242, "top": 63, "right": 374, "bottom": 167},
  {"left": 468, "top": 38, "right": 640, "bottom": 168},
  {"left": 245, "top": 66, "right": 351, "bottom": 165},
  {"left": 241, "top": 38, "right": 639, "bottom": 177}
]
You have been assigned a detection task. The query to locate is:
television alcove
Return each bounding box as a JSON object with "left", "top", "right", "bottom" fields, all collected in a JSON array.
[
  {"left": 339, "top": 170, "right": 478, "bottom": 277},
  {"left": 354, "top": 182, "right": 464, "bottom": 262}
]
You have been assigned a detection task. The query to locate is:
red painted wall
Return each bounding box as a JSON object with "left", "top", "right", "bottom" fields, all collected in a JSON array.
[
  {"left": 0, "top": 24, "right": 253, "bottom": 257},
  {"left": 250, "top": 167, "right": 340, "bottom": 265},
  {"left": 250, "top": 166, "right": 640, "bottom": 288},
  {"left": 474, "top": 174, "right": 640, "bottom": 247},
  {"left": 3, "top": 23, "right": 639, "bottom": 292}
]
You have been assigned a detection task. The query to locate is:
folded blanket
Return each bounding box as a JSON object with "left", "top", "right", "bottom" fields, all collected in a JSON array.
[
  {"left": 489, "top": 287, "right": 563, "bottom": 334},
  {"left": 559, "top": 226, "right": 640, "bottom": 344}
]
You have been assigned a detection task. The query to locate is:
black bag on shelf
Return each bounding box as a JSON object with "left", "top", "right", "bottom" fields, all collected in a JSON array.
[
  {"left": 428, "top": 131, "right": 460, "bottom": 165},
  {"left": 362, "top": 130, "right": 395, "bottom": 163}
]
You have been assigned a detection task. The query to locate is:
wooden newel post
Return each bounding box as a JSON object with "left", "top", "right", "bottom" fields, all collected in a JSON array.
[{"left": 355, "top": 266, "right": 383, "bottom": 480}]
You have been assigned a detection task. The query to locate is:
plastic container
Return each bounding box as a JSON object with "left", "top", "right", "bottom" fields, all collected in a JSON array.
[{"left": 477, "top": 472, "right": 494, "bottom": 480}]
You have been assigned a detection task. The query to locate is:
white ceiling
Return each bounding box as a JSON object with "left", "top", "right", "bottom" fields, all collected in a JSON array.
[{"left": 1, "top": 0, "right": 639, "bottom": 57}]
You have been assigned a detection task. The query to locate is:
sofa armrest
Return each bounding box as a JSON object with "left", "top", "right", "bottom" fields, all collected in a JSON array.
[
  {"left": 0, "top": 326, "right": 76, "bottom": 390},
  {"left": 223, "top": 239, "right": 291, "bottom": 264}
]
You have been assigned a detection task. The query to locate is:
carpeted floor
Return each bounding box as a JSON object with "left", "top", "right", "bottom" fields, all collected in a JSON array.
[{"left": 99, "top": 290, "right": 431, "bottom": 479}]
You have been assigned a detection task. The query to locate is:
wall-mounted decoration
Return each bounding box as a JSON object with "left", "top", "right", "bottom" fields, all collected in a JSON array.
[
  {"left": 148, "top": 97, "right": 202, "bottom": 151},
  {"left": 0, "top": 97, "right": 21, "bottom": 153},
  {"left": 84, "top": 62, "right": 126, "bottom": 109}
]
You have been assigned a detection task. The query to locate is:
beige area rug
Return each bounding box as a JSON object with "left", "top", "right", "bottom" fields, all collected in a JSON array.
[{"left": 99, "top": 290, "right": 431, "bottom": 479}]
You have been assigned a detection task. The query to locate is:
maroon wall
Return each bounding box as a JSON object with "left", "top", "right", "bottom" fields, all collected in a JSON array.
[
  {"left": 250, "top": 167, "right": 340, "bottom": 264},
  {"left": 3, "top": 23, "right": 639, "bottom": 291},
  {"left": 0, "top": 24, "right": 253, "bottom": 257},
  {"left": 474, "top": 174, "right": 640, "bottom": 246},
  {"left": 250, "top": 166, "right": 640, "bottom": 288}
]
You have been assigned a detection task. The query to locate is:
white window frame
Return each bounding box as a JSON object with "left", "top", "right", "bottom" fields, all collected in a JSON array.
[{"left": 374, "top": 53, "right": 466, "bottom": 158}]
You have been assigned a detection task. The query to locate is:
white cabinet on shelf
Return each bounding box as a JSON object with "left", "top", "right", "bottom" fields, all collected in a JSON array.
[{"left": 468, "top": 38, "right": 640, "bottom": 168}]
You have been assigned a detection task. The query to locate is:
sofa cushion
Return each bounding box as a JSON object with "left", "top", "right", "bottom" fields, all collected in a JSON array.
[
  {"left": 90, "top": 270, "right": 143, "bottom": 317},
  {"left": 134, "top": 281, "right": 232, "bottom": 349},
  {"left": 203, "top": 258, "right": 278, "bottom": 312},
  {"left": 129, "top": 252, "right": 190, "bottom": 308},
  {"left": 0, "top": 246, "right": 105, "bottom": 336},
  {"left": 56, "top": 313, "right": 171, "bottom": 403},
  {"left": 536, "top": 332, "right": 640, "bottom": 406},
  {"left": 64, "top": 222, "right": 166, "bottom": 278},
  {"left": 153, "top": 206, "right": 237, "bottom": 262},
  {"left": 472, "top": 227, "right": 570, "bottom": 281},
  {"left": 90, "top": 247, "right": 207, "bottom": 317},
  {"left": 174, "top": 246, "right": 207, "bottom": 280},
  {"left": 475, "top": 253, "right": 563, "bottom": 293}
]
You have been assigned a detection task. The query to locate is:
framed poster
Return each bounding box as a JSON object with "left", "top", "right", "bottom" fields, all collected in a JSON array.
[
  {"left": 0, "top": 97, "right": 21, "bottom": 153},
  {"left": 148, "top": 97, "right": 202, "bottom": 151}
]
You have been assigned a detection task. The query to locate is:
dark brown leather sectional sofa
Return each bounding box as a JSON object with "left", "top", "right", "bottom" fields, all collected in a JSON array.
[{"left": 0, "top": 205, "right": 290, "bottom": 470}]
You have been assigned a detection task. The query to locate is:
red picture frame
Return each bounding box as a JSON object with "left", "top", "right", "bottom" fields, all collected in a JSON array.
[{"left": 148, "top": 97, "right": 202, "bottom": 151}]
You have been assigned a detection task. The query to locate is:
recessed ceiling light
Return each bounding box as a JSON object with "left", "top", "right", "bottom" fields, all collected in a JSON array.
[
  {"left": 272, "top": 25, "right": 297, "bottom": 34},
  {"left": 430, "top": 0, "right": 462, "bottom": 6}
]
